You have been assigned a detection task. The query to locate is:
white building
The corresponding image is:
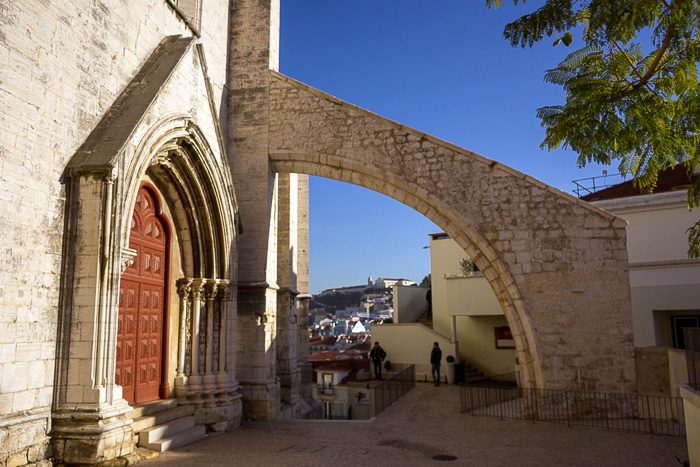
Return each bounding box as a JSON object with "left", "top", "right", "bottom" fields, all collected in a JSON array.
[
  {"left": 581, "top": 166, "right": 700, "bottom": 349},
  {"left": 375, "top": 277, "right": 417, "bottom": 288}
]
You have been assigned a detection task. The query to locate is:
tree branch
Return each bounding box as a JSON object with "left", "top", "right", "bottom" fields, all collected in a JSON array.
[{"left": 638, "top": 21, "right": 675, "bottom": 85}]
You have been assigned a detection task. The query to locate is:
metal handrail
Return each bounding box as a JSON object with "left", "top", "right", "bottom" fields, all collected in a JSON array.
[
  {"left": 459, "top": 384, "right": 685, "bottom": 437},
  {"left": 572, "top": 172, "right": 625, "bottom": 197},
  {"left": 373, "top": 364, "right": 416, "bottom": 417}
]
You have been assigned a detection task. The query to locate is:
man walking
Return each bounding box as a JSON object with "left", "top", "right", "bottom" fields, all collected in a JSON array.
[
  {"left": 370, "top": 342, "right": 387, "bottom": 380},
  {"left": 430, "top": 342, "right": 442, "bottom": 386}
]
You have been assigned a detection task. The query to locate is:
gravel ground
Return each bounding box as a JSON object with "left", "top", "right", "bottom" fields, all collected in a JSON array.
[{"left": 138, "top": 382, "right": 689, "bottom": 467}]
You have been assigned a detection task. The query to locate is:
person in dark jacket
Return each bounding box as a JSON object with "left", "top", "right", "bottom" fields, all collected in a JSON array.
[
  {"left": 430, "top": 342, "right": 442, "bottom": 386},
  {"left": 370, "top": 342, "right": 387, "bottom": 380}
]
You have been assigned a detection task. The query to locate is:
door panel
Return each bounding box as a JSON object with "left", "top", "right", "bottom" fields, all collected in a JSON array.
[{"left": 116, "top": 188, "right": 168, "bottom": 405}]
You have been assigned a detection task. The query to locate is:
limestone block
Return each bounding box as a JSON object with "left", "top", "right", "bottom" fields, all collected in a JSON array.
[
  {"left": 27, "top": 360, "right": 46, "bottom": 390},
  {"left": 0, "top": 392, "right": 12, "bottom": 414},
  {"left": 12, "top": 390, "right": 37, "bottom": 412},
  {"left": 35, "top": 387, "right": 53, "bottom": 408},
  {"left": 1, "top": 361, "right": 28, "bottom": 392},
  {"left": 15, "top": 343, "right": 42, "bottom": 363},
  {"left": 8, "top": 450, "right": 28, "bottom": 467}
]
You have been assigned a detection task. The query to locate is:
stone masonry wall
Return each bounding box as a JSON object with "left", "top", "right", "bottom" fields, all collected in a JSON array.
[
  {"left": 0, "top": 0, "right": 230, "bottom": 464},
  {"left": 268, "top": 72, "right": 636, "bottom": 393},
  {"left": 229, "top": 0, "right": 283, "bottom": 420}
]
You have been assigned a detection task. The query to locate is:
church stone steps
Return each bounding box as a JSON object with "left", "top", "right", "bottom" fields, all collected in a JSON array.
[
  {"left": 127, "top": 399, "right": 204, "bottom": 452},
  {"left": 141, "top": 415, "right": 197, "bottom": 445},
  {"left": 141, "top": 424, "right": 207, "bottom": 452},
  {"left": 128, "top": 398, "right": 178, "bottom": 420},
  {"left": 131, "top": 404, "right": 196, "bottom": 434}
]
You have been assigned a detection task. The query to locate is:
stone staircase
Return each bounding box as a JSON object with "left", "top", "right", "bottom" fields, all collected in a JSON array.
[
  {"left": 417, "top": 308, "right": 433, "bottom": 328},
  {"left": 463, "top": 363, "right": 485, "bottom": 383},
  {"left": 127, "top": 399, "right": 206, "bottom": 452}
]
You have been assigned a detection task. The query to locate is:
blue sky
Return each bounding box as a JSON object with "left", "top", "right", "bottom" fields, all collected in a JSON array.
[{"left": 279, "top": 1, "right": 612, "bottom": 294}]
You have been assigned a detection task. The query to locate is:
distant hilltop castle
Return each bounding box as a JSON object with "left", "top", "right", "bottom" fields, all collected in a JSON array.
[{"left": 319, "top": 275, "right": 416, "bottom": 296}]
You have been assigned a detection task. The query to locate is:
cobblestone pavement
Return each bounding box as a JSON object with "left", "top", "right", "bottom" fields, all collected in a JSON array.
[{"left": 138, "top": 383, "right": 689, "bottom": 467}]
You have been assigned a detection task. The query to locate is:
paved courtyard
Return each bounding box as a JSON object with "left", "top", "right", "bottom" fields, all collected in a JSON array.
[{"left": 138, "top": 383, "right": 689, "bottom": 467}]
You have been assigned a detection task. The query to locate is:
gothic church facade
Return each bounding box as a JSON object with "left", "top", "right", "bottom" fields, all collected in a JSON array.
[{"left": 1, "top": 1, "right": 312, "bottom": 464}]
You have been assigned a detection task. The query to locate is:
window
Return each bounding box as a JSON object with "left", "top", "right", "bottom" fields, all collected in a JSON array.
[{"left": 322, "top": 373, "right": 333, "bottom": 394}]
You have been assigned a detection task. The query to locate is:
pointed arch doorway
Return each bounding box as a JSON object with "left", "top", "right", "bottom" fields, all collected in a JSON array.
[{"left": 116, "top": 186, "right": 170, "bottom": 405}]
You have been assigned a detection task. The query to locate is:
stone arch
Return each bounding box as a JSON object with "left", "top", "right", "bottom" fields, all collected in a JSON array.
[
  {"left": 269, "top": 71, "right": 636, "bottom": 392},
  {"left": 272, "top": 153, "right": 544, "bottom": 388},
  {"left": 116, "top": 116, "right": 240, "bottom": 412},
  {"left": 121, "top": 114, "right": 237, "bottom": 281}
]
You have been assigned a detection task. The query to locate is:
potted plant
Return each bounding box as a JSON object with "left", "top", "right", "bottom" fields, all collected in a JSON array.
[{"left": 445, "top": 355, "right": 456, "bottom": 384}]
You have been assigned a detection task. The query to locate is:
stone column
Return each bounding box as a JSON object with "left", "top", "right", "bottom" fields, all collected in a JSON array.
[
  {"left": 188, "top": 279, "right": 205, "bottom": 405},
  {"left": 216, "top": 281, "right": 232, "bottom": 403},
  {"left": 296, "top": 176, "right": 313, "bottom": 407},
  {"left": 297, "top": 175, "right": 309, "bottom": 295},
  {"left": 276, "top": 174, "right": 302, "bottom": 418},
  {"left": 296, "top": 294, "right": 314, "bottom": 408},
  {"left": 174, "top": 278, "right": 243, "bottom": 430},
  {"left": 229, "top": 0, "right": 282, "bottom": 420},
  {"left": 175, "top": 279, "right": 191, "bottom": 380},
  {"left": 202, "top": 279, "right": 218, "bottom": 407}
]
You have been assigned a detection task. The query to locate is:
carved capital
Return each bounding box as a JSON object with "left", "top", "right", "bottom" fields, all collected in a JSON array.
[
  {"left": 177, "top": 278, "right": 192, "bottom": 299},
  {"left": 217, "top": 280, "right": 231, "bottom": 301},
  {"left": 103, "top": 166, "right": 118, "bottom": 183},
  {"left": 190, "top": 279, "right": 204, "bottom": 300},
  {"left": 204, "top": 279, "right": 218, "bottom": 301},
  {"left": 120, "top": 248, "right": 138, "bottom": 274}
]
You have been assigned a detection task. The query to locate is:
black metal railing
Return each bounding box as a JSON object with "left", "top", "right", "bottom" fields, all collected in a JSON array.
[
  {"left": 374, "top": 364, "right": 416, "bottom": 417},
  {"left": 572, "top": 172, "right": 625, "bottom": 197},
  {"left": 460, "top": 384, "right": 685, "bottom": 436}
]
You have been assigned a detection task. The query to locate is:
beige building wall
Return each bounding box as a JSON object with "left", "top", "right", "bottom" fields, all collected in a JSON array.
[
  {"left": 371, "top": 324, "right": 451, "bottom": 378},
  {"left": 681, "top": 387, "right": 700, "bottom": 467},
  {"left": 429, "top": 235, "right": 465, "bottom": 338},
  {"left": 393, "top": 285, "right": 429, "bottom": 323},
  {"left": 593, "top": 191, "right": 700, "bottom": 348},
  {"left": 446, "top": 276, "right": 503, "bottom": 316},
  {"left": 429, "top": 234, "right": 516, "bottom": 376},
  {"left": 457, "top": 315, "right": 517, "bottom": 375}
]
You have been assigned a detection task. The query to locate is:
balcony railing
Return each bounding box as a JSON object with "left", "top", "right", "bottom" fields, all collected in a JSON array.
[{"left": 572, "top": 172, "right": 625, "bottom": 198}]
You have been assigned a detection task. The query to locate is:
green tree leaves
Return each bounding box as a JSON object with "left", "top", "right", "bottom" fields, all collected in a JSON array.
[{"left": 487, "top": 0, "right": 700, "bottom": 257}]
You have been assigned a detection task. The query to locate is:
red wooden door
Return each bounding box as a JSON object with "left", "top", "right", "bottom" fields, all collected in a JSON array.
[{"left": 116, "top": 188, "right": 167, "bottom": 405}]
